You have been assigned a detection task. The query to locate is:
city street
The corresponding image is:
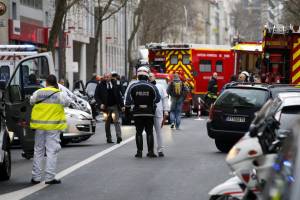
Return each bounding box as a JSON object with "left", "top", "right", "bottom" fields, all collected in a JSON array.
[{"left": 0, "top": 117, "right": 229, "bottom": 200}]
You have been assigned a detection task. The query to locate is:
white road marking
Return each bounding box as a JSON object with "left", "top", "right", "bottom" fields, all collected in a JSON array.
[{"left": 0, "top": 136, "right": 136, "bottom": 200}]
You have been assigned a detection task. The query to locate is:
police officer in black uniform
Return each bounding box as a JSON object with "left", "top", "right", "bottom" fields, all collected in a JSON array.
[{"left": 125, "top": 67, "right": 161, "bottom": 158}]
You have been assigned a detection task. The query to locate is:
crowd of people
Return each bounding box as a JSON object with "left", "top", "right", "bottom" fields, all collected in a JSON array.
[{"left": 28, "top": 65, "right": 192, "bottom": 185}]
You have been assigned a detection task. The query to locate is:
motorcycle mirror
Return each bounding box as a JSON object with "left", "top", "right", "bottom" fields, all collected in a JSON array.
[{"left": 249, "top": 124, "right": 258, "bottom": 137}]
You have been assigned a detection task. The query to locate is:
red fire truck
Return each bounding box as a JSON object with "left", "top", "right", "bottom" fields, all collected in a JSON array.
[
  {"left": 261, "top": 25, "right": 300, "bottom": 84},
  {"left": 146, "top": 43, "right": 235, "bottom": 115}
]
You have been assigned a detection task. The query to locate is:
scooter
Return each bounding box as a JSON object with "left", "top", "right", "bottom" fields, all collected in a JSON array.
[{"left": 209, "top": 103, "right": 283, "bottom": 200}]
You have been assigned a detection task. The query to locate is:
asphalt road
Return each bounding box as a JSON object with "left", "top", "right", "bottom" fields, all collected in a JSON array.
[{"left": 0, "top": 116, "right": 229, "bottom": 200}]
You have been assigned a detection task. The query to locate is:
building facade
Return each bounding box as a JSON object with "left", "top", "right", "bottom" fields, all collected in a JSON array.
[{"left": 0, "top": 0, "right": 49, "bottom": 47}]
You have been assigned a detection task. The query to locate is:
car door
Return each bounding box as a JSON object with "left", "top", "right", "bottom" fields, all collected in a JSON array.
[{"left": 4, "top": 55, "right": 51, "bottom": 153}]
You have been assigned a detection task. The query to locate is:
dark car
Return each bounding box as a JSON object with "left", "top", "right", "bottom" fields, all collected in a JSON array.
[
  {"left": 207, "top": 83, "right": 300, "bottom": 152},
  {"left": 262, "top": 120, "right": 300, "bottom": 200}
]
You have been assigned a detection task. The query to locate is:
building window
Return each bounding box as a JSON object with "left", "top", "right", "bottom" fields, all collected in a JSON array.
[
  {"left": 170, "top": 55, "right": 178, "bottom": 65},
  {"left": 216, "top": 60, "right": 223, "bottom": 72},
  {"left": 12, "top": 2, "right": 17, "bottom": 20},
  {"left": 199, "top": 60, "right": 211, "bottom": 72},
  {"left": 45, "top": 11, "right": 49, "bottom": 26},
  {"left": 20, "top": 0, "right": 43, "bottom": 10},
  {"left": 182, "top": 54, "right": 190, "bottom": 65}
]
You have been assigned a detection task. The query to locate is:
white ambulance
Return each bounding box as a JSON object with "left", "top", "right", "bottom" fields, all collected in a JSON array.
[{"left": 0, "top": 45, "right": 38, "bottom": 84}]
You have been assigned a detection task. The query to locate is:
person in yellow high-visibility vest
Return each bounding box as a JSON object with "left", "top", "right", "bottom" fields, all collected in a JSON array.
[{"left": 30, "top": 74, "right": 70, "bottom": 185}]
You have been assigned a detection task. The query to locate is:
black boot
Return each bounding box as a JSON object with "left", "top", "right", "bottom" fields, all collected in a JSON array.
[
  {"left": 135, "top": 150, "right": 142, "bottom": 158},
  {"left": 146, "top": 134, "right": 156, "bottom": 157},
  {"left": 135, "top": 134, "right": 143, "bottom": 157}
]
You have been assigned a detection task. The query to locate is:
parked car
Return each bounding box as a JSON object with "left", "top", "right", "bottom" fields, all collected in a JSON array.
[
  {"left": 207, "top": 83, "right": 300, "bottom": 152},
  {"left": 61, "top": 108, "right": 96, "bottom": 145},
  {"left": 262, "top": 120, "right": 300, "bottom": 200}
]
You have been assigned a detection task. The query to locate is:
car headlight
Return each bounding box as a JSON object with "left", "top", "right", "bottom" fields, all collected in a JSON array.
[{"left": 85, "top": 103, "right": 92, "bottom": 114}]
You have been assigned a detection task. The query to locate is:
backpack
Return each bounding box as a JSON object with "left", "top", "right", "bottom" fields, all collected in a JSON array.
[{"left": 173, "top": 81, "right": 182, "bottom": 96}]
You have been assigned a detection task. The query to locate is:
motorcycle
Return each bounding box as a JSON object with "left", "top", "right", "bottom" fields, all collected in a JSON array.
[{"left": 209, "top": 100, "right": 287, "bottom": 200}]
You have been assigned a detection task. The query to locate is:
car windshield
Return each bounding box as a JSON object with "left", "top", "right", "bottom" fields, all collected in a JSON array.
[
  {"left": 215, "top": 88, "right": 268, "bottom": 108},
  {"left": 279, "top": 106, "right": 300, "bottom": 130}
]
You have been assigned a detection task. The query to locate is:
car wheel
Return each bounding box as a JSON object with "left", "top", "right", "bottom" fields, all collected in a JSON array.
[
  {"left": 215, "top": 140, "right": 233, "bottom": 153},
  {"left": 0, "top": 149, "right": 11, "bottom": 181}
]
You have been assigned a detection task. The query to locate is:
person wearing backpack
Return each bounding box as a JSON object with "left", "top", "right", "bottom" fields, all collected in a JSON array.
[{"left": 167, "top": 73, "right": 188, "bottom": 130}]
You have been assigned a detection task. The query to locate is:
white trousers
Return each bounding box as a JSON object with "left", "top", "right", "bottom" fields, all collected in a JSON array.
[
  {"left": 32, "top": 130, "right": 61, "bottom": 182},
  {"left": 154, "top": 117, "right": 164, "bottom": 153}
]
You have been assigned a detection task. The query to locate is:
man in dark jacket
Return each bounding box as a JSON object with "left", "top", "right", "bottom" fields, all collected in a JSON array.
[
  {"left": 94, "top": 72, "right": 124, "bottom": 144},
  {"left": 125, "top": 67, "right": 161, "bottom": 158},
  {"left": 206, "top": 72, "right": 218, "bottom": 108}
]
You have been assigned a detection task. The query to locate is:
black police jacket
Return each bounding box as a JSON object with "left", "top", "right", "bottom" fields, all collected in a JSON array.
[{"left": 125, "top": 80, "right": 161, "bottom": 117}]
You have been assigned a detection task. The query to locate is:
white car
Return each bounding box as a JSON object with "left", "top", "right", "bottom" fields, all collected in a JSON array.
[{"left": 61, "top": 108, "right": 96, "bottom": 145}]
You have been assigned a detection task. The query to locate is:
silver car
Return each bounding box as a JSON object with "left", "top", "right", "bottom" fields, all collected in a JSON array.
[{"left": 62, "top": 108, "right": 96, "bottom": 145}]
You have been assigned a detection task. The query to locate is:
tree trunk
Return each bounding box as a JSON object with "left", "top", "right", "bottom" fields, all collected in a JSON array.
[
  {"left": 48, "top": 0, "right": 67, "bottom": 58},
  {"left": 58, "top": 15, "right": 67, "bottom": 80},
  {"left": 128, "top": 0, "right": 145, "bottom": 79},
  {"left": 92, "top": 6, "right": 103, "bottom": 74}
]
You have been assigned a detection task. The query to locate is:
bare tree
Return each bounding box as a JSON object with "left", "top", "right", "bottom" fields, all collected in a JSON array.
[
  {"left": 139, "top": 0, "right": 204, "bottom": 44},
  {"left": 92, "top": 0, "right": 128, "bottom": 74},
  {"left": 282, "top": 0, "right": 300, "bottom": 25},
  {"left": 47, "top": 0, "right": 83, "bottom": 80},
  {"left": 231, "top": 1, "right": 263, "bottom": 41},
  {"left": 48, "top": 0, "right": 82, "bottom": 54},
  {"left": 128, "top": 0, "right": 146, "bottom": 79}
]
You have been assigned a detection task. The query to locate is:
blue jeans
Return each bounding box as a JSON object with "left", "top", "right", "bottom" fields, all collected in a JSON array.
[{"left": 170, "top": 97, "right": 184, "bottom": 128}]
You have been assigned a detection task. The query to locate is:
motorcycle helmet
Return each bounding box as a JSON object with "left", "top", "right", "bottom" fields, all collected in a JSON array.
[{"left": 137, "top": 66, "right": 150, "bottom": 77}]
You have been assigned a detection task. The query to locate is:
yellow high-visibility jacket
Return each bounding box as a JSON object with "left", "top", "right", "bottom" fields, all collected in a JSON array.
[{"left": 30, "top": 87, "right": 67, "bottom": 131}]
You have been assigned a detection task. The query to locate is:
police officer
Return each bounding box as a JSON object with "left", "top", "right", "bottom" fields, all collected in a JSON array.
[
  {"left": 206, "top": 72, "right": 218, "bottom": 108},
  {"left": 30, "top": 75, "right": 70, "bottom": 184},
  {"left": 125, "top": 67, "right": 161, "bottom": 158}
]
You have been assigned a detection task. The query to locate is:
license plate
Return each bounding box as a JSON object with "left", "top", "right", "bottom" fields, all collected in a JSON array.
[{"left": 226, "top": 116, "right": 246, "bottom": 122}]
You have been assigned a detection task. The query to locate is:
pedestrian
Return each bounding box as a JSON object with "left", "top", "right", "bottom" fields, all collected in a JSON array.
[
  {"left": 149, "top": 73, "right": 169, "bottom": 157},
  {"left": 30, "top": 74, "right": 70, "bottom": 184},
  {"left": 120, "top": 75, "right": 129, "bottom": 95},
  {"left": 167, "top": 73, "right": 188, "bottom": 130},
  {"left": 24, "top": 74, "right": 43, "bottom": 96},
  {"left": 94, "top": 72, "right": 124, "bottom": 144},
  {"left": 125, "top": 67, "right": 161, "bottom": 158},
  {"left": 205, "top": 72, "right": 218, "bottom": 109},
  {"left": 238, "top": 71, "right": 249, "bottom": 82},
  {"left": 111, "top": 72, "right": 123, "bottom": 96},
  {"left": 86, "top": 74, "right": 100, "bottom": 98}
]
